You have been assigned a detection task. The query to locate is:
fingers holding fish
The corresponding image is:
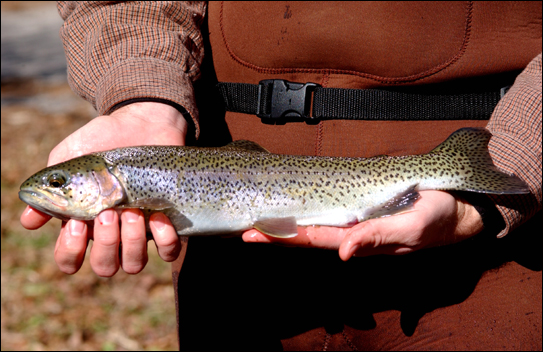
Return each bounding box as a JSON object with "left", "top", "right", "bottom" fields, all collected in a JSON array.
[
  {"left": 54, "top": 220, "right": 88, "bottom": 274},
  {"left": 338, "top": 191, "right": 483, "bottom": 260},
  {"left": 120, "top": 209, "right": 148, "bottom": 274},
  {"left": 338, "top": 218, "right": 419, "bottom": 260},
  {"left": 149, "top": 213, "right": 182, "bottom": 262},
  {"left": 242, "top": 226, "right": 349, "bottom": 250},
  {"left": 242, "top": 191, "right": 470, "bottom": 259},
  {"left": 51, "top": 208, "right": 180, "bottom": 276},
  {"left": 20, "top": 206, "right": 52, "bottom": 230},
  {"left": 90, "top": 210, "right": 121, "bottom": 277}
]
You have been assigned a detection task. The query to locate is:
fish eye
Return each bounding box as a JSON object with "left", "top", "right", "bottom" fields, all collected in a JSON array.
[{"left": 47, "top": 173, "right": 66, "bottom": 188}]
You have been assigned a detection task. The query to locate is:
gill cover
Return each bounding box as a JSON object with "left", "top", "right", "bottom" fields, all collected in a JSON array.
[{"left": 19, "top": 155, "right": 125, "bottom": 220}]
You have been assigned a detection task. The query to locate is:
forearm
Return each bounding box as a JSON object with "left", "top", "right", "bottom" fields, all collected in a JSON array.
[
  {"left": 56, "top": 1, "right": 206, "bottom": 137},
  {"left": 486, "top": 53, "right": 542, "bottom": 237}
]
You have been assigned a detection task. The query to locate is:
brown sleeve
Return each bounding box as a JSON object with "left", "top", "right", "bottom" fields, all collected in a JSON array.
[
  {"left": 486, "top": 53, "right": 542, "bottom": 237},
  {"left": 56, "top": 1, "right": 206, "bottom": 138}
]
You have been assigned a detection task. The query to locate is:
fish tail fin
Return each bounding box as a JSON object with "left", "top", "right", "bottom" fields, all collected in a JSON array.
[{"left": 428, "top": 128, "right": 530, "bottom": 194}]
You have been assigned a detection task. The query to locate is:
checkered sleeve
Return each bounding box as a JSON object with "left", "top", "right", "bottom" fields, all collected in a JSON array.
[
  {"left": 56, "top": 1, "right": 206, "bottom": 137},
  {"left": 486, "top": 53, "right": 542, "bottom": 237}
]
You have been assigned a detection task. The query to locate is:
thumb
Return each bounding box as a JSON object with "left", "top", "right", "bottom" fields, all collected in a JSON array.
[
  {"left": 338, "top": 215, "right": 418, "bottom": 260},
  {"left": 338, "top": 220, "right": 385, "bottom": 261}
]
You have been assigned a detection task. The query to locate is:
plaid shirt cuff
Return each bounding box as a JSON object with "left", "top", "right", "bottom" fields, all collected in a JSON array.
[
  {"left": 487, "top": 54, "right": 542, "bottom": 237},
  {"left": 94, "top": 57, "right": 200, "bottom": 138}
]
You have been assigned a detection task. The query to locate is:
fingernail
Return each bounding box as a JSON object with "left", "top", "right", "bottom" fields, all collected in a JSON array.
[
  {"left": 98, "top": 210, "right": 114, "bottom": 225},
  {"left": 348, "top": 244, "right": 360, "bottom": 258},
  {"left": 69, "top": 220, "right": 85, "bottom": 236},
  {"left": 152, "top": 213, "right": 166, "bottom": 231},
  {"left": 124, "top": 210, "right": 140, "bottom": 223}
]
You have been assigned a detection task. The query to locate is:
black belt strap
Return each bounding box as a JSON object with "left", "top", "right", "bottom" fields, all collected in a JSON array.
[{"left": 217, "top": 80, "right": 509, "bottom": 124}]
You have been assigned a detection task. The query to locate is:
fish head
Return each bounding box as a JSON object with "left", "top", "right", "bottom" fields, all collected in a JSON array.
[{"left": 19, "top": 155, "right": 125, "bottom": 221}]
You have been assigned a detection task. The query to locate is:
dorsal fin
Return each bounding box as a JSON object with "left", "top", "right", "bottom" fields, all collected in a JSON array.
[{"left": 224, "top": 140, "right": 270, "bottom": 153}]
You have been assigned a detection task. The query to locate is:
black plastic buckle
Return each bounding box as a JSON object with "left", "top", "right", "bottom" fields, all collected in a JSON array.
[{"left": 257, "top": 80, "right": 320, "bottom": 124}]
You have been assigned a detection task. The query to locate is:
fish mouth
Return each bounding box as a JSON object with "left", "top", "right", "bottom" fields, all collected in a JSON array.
[{"left": 18, "top": 189, "right": 70, "bottom": 220}]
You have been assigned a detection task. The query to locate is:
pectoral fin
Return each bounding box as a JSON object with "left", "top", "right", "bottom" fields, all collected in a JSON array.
[{"left": 253, "top": 217, "right": 299, "bottom": 238}]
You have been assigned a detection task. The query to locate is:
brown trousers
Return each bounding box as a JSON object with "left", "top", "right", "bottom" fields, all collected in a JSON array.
[
  {"left": 171, "top": 2, "right": 542, "bottom": 350},
  {"left": 171, "top": 213, "right": 541, "bottom": 351}
]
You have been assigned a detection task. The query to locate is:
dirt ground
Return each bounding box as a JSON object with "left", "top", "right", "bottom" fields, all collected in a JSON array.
[{"left": 1, "top": 2, "right": 178, "bottom": 350}]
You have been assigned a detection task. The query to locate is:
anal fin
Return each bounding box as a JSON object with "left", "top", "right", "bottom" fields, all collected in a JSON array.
[
  {"left": 254, "top": 217, "right": 298, "bottom": 238},
  {"left": 363, "top": 184, "right": 420, "bottom": 221}
]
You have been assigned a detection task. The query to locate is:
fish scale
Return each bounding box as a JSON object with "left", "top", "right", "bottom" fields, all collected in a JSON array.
[{"left": 19, "top": 128, "right": 530, "bottom": 238}]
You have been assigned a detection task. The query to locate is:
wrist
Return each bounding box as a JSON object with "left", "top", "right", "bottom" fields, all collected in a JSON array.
[
  {"left": 110, "top": 101, "right": 189, "bottom": 144},
  {"left": 455, "top": 192, "right": 506, "bottom": 237},
  {"left": 111, "top": 101, "right": 185, "bottom": 122},
  {"left": 454, "top": 200, "right": 485, "bottom": 239}
]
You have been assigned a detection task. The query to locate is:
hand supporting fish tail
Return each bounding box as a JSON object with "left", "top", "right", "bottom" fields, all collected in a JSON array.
[{"left": 243, "top": 191, "right": 484, "bottom": 260}]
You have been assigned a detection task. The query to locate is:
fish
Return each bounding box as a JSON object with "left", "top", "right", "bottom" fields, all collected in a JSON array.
[{"left": 19, "top": 128, "right": 530, "bottom": 238}]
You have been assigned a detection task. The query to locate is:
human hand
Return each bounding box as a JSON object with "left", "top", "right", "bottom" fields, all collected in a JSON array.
[
  {"left": 242, "top": 190, "right": 484, "bottom": 260},
  {"left": 20, "top": 102, "right": 187, "bottom": 276}
]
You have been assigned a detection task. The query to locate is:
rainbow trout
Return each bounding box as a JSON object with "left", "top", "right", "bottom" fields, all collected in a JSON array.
[{"left": 19, "top": 128, "right": 529, "bottom": 237}]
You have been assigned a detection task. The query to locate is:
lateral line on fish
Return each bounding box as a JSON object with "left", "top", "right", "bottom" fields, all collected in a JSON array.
[{"left": 182, "top": 170, "right": 354, "bottom": 176}]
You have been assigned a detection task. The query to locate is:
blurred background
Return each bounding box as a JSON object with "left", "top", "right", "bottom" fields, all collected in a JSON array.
[{"left": 1, "top": 2, "right": 178, "bottom": 350}]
